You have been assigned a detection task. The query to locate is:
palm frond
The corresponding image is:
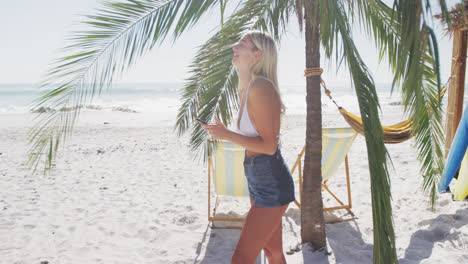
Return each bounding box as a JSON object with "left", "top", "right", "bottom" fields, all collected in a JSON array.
[
  {"left": 174, "top": 0, "right": 294, "bottom": 160},
  {"left": 388, "top": 0, "right": 446, "bottom": 209},
  {"left": 27, "top": 0, "right": 222, "bottom": 172},
  {"left": 321, "top": 1, "right": 397, "bottom": 263},
  {"left": 347, "top": 1, "right": 400, "bottom": 67},
  {"left": 265, "top": 0, "right": 294, "bottom": 40},
  {"left": 350, "top": 0, "right": 447, "bottom": 209},
  {"left": 294, "top": 0, "right": 304, "bottom": 32},
  {"left": 398, "top": 29, "right": 445, "bottom": 210},
  {"left": 173, "top": 0, "right": 222, "bottom": 39}
]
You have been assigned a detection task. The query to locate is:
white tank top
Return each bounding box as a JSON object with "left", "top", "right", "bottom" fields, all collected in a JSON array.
[{"left": 238, "top": 81, "right": 260, "bottom": 137}]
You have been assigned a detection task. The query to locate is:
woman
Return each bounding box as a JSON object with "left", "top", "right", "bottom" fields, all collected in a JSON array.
[{"left": 201, "top": 31, "right": 295, "bottom": 264}]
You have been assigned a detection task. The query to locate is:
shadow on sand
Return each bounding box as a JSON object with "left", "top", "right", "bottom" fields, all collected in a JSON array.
[
  {"left": 285, "top": 207, "right": 372, "bottom": 264},
  {"left": 192, "top": 212, "right": 267, "bottom": 264},
  {"left": 399, "top": 207, "right": 468, "bottom": 264},
  {"left": 192, "top": 205, "right": 467, "bottom": 263},
  {"left": 193, "top": 206, "right": 382, "bottom": 264}
]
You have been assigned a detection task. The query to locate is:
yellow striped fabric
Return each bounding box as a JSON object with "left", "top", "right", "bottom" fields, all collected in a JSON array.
[
  {"left": 211, "top": 127, "right": 356, "bottom": 197},
  {"left": 214, "top": 141, "right": 249, "bottom": 197},
  {"left": 321, "top": 128, "right": 357, "bottom": 181}
]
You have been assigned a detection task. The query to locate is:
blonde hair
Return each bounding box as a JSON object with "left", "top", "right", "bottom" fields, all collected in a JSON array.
[{"left": 244, "top": 31, "right": 286, "bottom": 113}]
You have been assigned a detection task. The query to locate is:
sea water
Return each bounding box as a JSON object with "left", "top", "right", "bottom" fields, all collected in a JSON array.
[
  {"left": 0, "top": 82, "right": 450, "bottom": 116},
  {"left": 0, "top": 83, "right": 182, "bottom": 114}
]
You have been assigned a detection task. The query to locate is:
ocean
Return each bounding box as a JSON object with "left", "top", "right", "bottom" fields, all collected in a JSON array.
[
  {"left": 0, "top": 83, "right": 183, "bottom": 115},
  {"left": 0, "top": 82, "right": 410, "bottom": 116}
]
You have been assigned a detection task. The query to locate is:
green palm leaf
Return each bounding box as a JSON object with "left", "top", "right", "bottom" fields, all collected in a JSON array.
[
  {"left": 27, "top": 0, "right": 223, "bottom": 172},
  {"left": 390, "top": 1, "right": 446, "bottom": 209},
  {"left": 319, "top": 0, "right": 449, "bottom": 262},
  {"left": 355, "top": 0, "right": 447, "bottom": 208},
  {"left": 320, "top": 0, "right": 396, "bottom": 262}
]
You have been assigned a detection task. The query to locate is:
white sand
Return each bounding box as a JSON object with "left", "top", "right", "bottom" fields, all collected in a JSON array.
[{"left": 1, "top": 104, "right": 467, "bottom": 263}]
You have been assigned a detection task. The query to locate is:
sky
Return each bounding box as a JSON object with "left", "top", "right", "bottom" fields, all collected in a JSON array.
[{"left": 0, "top": 0, "right": 459, "bottom": 87}]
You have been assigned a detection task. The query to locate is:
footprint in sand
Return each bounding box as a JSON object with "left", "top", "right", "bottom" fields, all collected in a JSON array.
[
  {"left": 175, "top": 215, "right": 198, "bottom": 225},
  {"left": 23, "top": 224, "right": 35, "bottom": 229},
  {"left": 438, "top": 199, "right": 450, "bottom": 207},
  {"left": 160, "top": 209, "right": 177, "bottom": 215},
  {"left": 0, "top": 220, "right": 15, "bottom": 227},
  {"left": 136, "top": 229, "right": 151, "bottom": 241},
  {"left": 98, "top": 226, "right": 115, "bottom": 236}
]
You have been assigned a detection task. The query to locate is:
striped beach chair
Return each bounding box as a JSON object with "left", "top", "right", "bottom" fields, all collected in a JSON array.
[
  {"left": 207, "top": 140, "right": 249, "bottom": 229},
  {"left": 207, "top": 127, "right": 357, "bottom": 228},
  {"left": 291, "top": 127, "right": 358, "bottom": 223}
]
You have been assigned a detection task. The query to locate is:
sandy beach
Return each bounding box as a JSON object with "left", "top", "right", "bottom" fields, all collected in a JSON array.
[
  {"left": 0, "top": 0, "right": 465, "bottom": 263},
  {"left": 1, "top": 102, "right": 467, "bottom": 264}
]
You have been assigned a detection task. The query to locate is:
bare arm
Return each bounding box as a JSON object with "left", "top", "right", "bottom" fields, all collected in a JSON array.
[{"left": 202, "top": 79, "right": 280, "bottom": 155}]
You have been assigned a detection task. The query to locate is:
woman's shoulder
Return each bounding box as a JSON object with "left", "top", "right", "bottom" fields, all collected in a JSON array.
[{"left": 250, "top": 76, "right": 275, "bottom": 97}]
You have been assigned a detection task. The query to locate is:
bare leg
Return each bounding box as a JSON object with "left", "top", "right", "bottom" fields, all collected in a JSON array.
[
  {"left": 262, "top": 219, "right": 286, "bottom": 264},
  {"left": 248, "top": 199, "right": 287, "bottom": 264},
  {"left": 231, "top": 201, "right": 288, "bottom": 264}
]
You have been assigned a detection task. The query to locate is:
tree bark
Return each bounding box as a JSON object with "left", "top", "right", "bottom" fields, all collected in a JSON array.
[
  {"left": 301, "top": 0, "right": 326, "bottom": 248},
  {"left": 445, "top": 28, "right": 467, "bottom": 157}
]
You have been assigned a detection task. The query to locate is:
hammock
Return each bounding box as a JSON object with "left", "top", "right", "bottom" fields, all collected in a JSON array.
[
  {"left": 338, "top": 107, "right": 413, "bottom": 144},
  {"left": 320, "top": 79, "right": 447, "bottom": 144}
]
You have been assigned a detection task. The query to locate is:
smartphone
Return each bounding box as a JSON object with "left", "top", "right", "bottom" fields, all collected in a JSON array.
[{"left": 195, "top": 118, "right": 208, "bottom": 125}]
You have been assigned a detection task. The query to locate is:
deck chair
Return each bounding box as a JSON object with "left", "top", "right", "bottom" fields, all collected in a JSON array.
[
  {"left": 291, "top": 127, "right": 358, "bottom": 223},
  {"left": 207, "top": 140, "right": 249, "bottom": 229}
]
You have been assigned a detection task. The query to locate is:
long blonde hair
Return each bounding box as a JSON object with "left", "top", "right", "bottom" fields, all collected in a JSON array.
[{"left": 244, "top": 31, "right": 286, "bottom": 113}]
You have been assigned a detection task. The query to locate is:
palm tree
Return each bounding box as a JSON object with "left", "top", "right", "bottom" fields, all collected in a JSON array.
[
  {"left": 28, "top": 0, "right": 449, "bottom": 263},
  {"left": 300, "top": 0, "right": 326, "bottom": 248}
]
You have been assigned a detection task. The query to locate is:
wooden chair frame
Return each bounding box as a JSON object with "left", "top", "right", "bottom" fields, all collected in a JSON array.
[{"left": 291, "top": 146, "right": 357, "bottom": 223}]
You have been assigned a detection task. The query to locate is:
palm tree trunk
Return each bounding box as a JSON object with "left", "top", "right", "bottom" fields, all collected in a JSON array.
[{"left": 301, "top": 0, "right": 326, "bottom": 248}]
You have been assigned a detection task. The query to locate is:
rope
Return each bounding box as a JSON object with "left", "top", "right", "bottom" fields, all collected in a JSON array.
[
  {"left": 304, "top": 67, "right": 323, "bottom": 77},
  {"left": 304, "top": 67, "right": 341, "bottom": 109}
]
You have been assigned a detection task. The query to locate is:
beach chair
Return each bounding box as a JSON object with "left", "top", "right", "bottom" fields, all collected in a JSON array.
[
  {"left": 207, "top": 127, "right": 357, "bottom": 228},
  {"left": 207, "top": 140, "right": 249, "bottom": 229},
  {"left": 291, "top": 127, "right": 358, "bottom": 223}
]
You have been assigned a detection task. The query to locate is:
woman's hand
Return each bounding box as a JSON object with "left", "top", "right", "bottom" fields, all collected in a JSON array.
[{"left": 201, "top": 116, "right": 230, "bottom": 140}]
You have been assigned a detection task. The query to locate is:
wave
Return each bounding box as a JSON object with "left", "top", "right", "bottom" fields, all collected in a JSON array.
[
  {"left": 29, "top": 105, "right": 106, "bottom": 113},
  {"left": 111, "top": 106, "right": 138, "bottom": 113},
  {"left": 0, "top": 83, "right": 464, "bottom": 115},
  {"left": 23, "top": 99, "right": 179, "bottom": 115}
]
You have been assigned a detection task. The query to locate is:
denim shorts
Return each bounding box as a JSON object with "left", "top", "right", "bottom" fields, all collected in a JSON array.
[{"left": 243, "top": 148, "right": 295, "bottom": 208}]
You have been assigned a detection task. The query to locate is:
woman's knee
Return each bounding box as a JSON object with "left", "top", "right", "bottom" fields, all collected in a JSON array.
[{"left": 264, "top": 249, "right": 285, "bottom": 263}]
